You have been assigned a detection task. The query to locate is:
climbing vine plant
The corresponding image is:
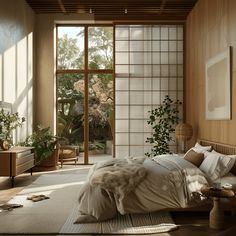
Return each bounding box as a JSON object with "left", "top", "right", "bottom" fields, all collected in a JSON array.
[{"left": 145, "top": 95, "right": 182, "bottom": 157}]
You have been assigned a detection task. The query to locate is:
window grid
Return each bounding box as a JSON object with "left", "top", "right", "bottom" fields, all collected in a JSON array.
[{"left": 115, "top": 25, "right": 183, "bottom": 158}]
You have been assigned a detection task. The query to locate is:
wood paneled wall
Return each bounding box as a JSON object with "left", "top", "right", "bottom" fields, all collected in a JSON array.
[{"left": 186, "top": 0, "right": 236, "bottom": 147}]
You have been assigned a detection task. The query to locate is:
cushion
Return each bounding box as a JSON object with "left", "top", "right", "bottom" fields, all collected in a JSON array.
[
  {"left": 59, "top": 149, "right": 76, "bottom": 159},
  {"left": 199, "top": 151, "right": 235, "bottom": 181},
  {"left": 184, "top": 149, "right": 204, "bottom": 167},
  {"left": 184, "top": 143, "right": 212, "bottom": 159},
  {"left": 212, "top": 150, "right": 236, "bottom": 175}
]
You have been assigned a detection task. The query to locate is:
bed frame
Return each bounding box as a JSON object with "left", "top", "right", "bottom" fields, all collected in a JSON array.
[
  {"left": 170, "top": 139, "right": 236, "bottom": 213},
  {"left": 199, "top": 139, "right": 236, "bottom": 155}
]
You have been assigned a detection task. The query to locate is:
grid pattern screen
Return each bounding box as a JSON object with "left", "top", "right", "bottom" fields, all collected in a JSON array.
[{"left": 115, "top": 25, "right": 184, "bottom": 157}]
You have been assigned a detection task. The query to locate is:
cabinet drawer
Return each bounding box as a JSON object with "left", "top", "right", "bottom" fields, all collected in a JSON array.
[
  {"left": 16, "top": 153, "right": 34, "bottom": 165},
  {"left": 16, "top": 159, "right": 34, "bottom": 175}
]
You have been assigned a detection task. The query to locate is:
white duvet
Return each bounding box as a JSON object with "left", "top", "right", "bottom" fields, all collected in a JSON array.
[{"left": 76, "top": 155, "right": 209, "bottom": 223}]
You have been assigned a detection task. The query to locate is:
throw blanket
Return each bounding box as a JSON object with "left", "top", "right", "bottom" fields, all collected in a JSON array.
[
  {"left": 88, "top": 158, "right": 147, "bottom": 203},
  {"left": 76, "top": 155, "right": 209, "bottom": 223},
  {"left": 76, "top": 157, "right": 147, "bottom": 223}
]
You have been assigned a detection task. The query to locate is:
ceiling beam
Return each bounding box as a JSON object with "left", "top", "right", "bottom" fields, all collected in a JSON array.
[
  {"left": 159, "top": 0, "right": 167, "bottom": 14},
  {"left": 58, "top": 0, "right": 67, "bottom": 14}
]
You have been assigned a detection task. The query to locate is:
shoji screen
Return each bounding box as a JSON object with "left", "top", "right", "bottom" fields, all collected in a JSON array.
[{"left": 115, "top": 25, "right": 184, "bottom": 158}]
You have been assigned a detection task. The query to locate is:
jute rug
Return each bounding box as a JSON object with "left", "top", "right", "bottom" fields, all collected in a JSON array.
[
  {"left": 0, "top": 167, "right": 178, "bottom": 235},
  {"left": 60, "top": 205, "right": 178, "bottom": 234}
]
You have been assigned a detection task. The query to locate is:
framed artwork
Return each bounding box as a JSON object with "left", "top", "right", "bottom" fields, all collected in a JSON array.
[{"left": 205, "top": 47, "right": 231, "bottom": 120}]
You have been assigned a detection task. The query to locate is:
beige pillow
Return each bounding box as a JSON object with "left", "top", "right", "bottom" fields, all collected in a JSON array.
[{"left": 184, "top": 149, "right": 204, "bottom": 167}]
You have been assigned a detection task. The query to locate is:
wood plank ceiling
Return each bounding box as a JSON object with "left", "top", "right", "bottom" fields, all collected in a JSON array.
[{"left": 25, "top": 0, "right": 198, "bottom": 21}]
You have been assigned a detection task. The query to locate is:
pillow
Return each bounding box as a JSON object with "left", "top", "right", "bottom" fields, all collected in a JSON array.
[
  {"left": 184, "top": 143, "right": 212, "bottom": 159},
  {"left": 184, "top": 149, "right": 204, "bottom": 167},
  {"left": 199, "top": 151, "right": 235, "bottom": 181},
  {"left": 212, "top": 150, "right": 236, "bottom": 175},
  {"left": 194, "top": 142, "right": 212, "bottom": 152}
]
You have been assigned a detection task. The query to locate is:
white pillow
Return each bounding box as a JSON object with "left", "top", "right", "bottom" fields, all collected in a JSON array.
[
  {"left": 194, "top": 142, "right": 212, "bottom": 152},
  {"left": 199, "top": 151, "right": 235, "bottom": 181}
]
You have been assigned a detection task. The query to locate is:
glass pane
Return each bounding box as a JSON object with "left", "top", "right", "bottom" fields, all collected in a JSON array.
[
  {"left": 130, "top": 106, "right": 144, "bottom": 119},
  {"left": 160, "top": 41, "right": 168, "bottom": 51},
  {"left": 130, "top": 120, "right": 143, "bottom": 132},
  {"left": 116, "top": 41, "right": 128, "bottom": 51},
  {"left": 169, "top": 41, "right": 177, "bottom": 51},
  {"left": 169, "top": 52, "right": 177, "bottom": 64},
  {"left": 169, "top": 77, "right": 177, "bottom": 90},
  {"left": 152, "top": 41, "right": 160, "bottom": 51},
  {"left": 115, "top": 27, "right": 129, "bottom": 40},
  {"left": 116, "top": 133, "right": 128, "bottom": 145},
  {"left": 116, "top": 120, "right": 129, "bottom": 132},
  {"left": 116, "top": 52, "right": 128, "bottom": 64},
  {"left": 161, "top": 52, "right": 168, "bottom": 64},
  {"left": 152, "top": 26, "right": 160, "bottom": 39},
  {"left": 57, "top": 27, "right": 84, "bottom": 69},
  {"left": 88, "top": 74, "right": 113, "bottom": 155},
  {"left": 57, "top": 73, "right": 84, "bottom": 152},
  {"left": 116, "top": 91, "right": 129, "bottom": 104},
  {"left": 161, "top": 27, "right": 168, "bottom": 40},
  {"left": 116, "top": 105, "right": 129, "bottom": 119},
  {"left": 130, "top": 133, "right": 143, "bottom": 145},
  {"left": 130, "top": 146, "right": 144, "bottom": 156},
  {"left": 169, "top": 27, "right": 177, "bottom": 40},
  {"left": 130, "top": 78, "right": 144, "bottom": 90},
  {"left": 116, "top": 146, "right": 129, "bottom": 158},
  {"left": 88, "top": 27, "right": 113, "bottom": 69},
  {"left": 130, "top": 26, "right": 144, "bottom": 40}
]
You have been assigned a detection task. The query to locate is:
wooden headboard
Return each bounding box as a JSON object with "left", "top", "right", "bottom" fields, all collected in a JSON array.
[{"left": 198, "top": 139, "right": 236, "bottom": 155}]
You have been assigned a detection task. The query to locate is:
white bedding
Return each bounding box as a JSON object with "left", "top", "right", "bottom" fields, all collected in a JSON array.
[{"left": 77, "top": 155, "right": 209, "bottom": 222}]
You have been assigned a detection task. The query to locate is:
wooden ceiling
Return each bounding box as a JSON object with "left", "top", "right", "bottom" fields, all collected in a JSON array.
[{"left": 25, "top": 0, "right": 198, "bottom": 21}]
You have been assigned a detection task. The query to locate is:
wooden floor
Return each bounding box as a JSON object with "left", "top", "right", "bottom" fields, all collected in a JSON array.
[{"left": 0, "top": 161, "right": 236, "bottom": 236}]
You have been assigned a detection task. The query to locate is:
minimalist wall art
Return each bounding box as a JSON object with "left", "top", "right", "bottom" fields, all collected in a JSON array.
[{"left": 205, "top": 47, "right": 231, "bottom": 120}]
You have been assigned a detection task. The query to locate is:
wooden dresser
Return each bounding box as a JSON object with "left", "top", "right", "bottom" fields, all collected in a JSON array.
[{"left": 0, "top": 146, "right": 35, "bottom": 187}]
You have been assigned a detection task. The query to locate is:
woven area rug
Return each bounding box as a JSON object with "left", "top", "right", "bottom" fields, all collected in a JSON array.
[
  {"left": 0, "top": 168, "right": 89, "bottom": 235},
  {"left": 60, "top": 206, "right": 178, "bottom": 234},
  {"left": 0, "top": 167, "right": 178, "bottom": 235}
]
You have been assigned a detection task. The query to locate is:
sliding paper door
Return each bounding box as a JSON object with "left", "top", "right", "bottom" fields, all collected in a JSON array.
[{"left": 115, "top": 25, "right": 184, "bottom": 157}]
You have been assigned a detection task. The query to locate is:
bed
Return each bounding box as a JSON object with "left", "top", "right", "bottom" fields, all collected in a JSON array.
[{"left": 76, "top": 139, "right": 236, "bottom": 222}]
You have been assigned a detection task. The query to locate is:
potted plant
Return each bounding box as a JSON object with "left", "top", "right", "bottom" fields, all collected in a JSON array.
[
  {"left": 145, "top": 95, "right": 182, "bottom": 157},
  {"left": 0, "top": 109, "right": 25, "bottom": 149},
  {"left": 21, "top": 125, "right": 60, "bottom": 170}
]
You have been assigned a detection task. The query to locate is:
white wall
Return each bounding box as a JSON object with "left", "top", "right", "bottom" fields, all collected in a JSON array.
[{"left": 0, "top": 0, "right": 35, "bottom": 143}]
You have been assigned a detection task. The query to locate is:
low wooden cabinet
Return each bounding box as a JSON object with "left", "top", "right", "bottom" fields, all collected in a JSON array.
[{"left": 0, "top": 147, "right": 34, "bottom": 187}]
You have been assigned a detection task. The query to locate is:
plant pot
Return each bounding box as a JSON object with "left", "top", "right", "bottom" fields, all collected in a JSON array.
[{"left": 33, "top": 148, "right": 59, "bottom": 171}]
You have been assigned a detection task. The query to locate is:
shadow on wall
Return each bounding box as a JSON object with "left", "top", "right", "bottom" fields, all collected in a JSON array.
[
  {"left": 0, "top": 33, "right": 34, "bottom": 144},
  {"left": 0, "top": 0, "right": 34, "bottom": 144}
]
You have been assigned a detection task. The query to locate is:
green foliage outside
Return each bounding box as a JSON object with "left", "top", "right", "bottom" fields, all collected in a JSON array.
[
  {"left": 145, "top": 95, "right": 182, "bottom": 157},
  {"left": 57, "top": 27, "right": 113, "bottom": 151}
]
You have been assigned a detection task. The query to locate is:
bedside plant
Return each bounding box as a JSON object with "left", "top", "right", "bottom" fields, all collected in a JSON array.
[{"left": 145, "top": 95, "right": 182, "bottom": 157}]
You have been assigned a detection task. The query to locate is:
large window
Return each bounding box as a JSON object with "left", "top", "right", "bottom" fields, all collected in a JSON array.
[
  {"left": 56, "top": 26, "right": 113, "bottom": 164},
  {"left": 115, "top": 25, "right": 184, "bottom": 157}
]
